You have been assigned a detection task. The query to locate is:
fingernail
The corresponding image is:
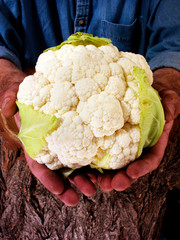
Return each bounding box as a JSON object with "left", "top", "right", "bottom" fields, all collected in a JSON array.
[
  {"left": 2, "top": 98, "right": 11, "bottom": 110},
  {"left": 127, "top": 173, "right": 137, "bottom": 180},
  {"left": 126, "top": 168, "right": 138, "bottom": 180},
  {"left": 129, "top": 174, "right": 137, "bottom": 180}
]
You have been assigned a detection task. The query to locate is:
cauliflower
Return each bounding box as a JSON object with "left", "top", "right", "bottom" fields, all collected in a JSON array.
[{"left": 16, "top": 33, "right": 165, "bottom": 171}]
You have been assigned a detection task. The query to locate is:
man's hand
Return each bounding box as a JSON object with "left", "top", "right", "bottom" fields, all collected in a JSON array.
[
  {"left": 0, "top": 59, "right": 26, "bottom": 118},
  {"left": 14, "top": 104, "right": 96, "bottom": 207},
  {"left": 1, "top": 59, "right": 96, "bottom": 206},
  {"left": 20, "top": 144, "right": 96, "bottom": 206},
  {"left": 24, "top": 150, "right": 96, "bottom": 206},
  {"left": 97, "top": 68, "right": 180, "bottom": 192}
]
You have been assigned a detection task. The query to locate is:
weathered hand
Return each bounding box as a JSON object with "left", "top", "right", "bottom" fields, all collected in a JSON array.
[
  {"left": 14, "top": 112, "right": 96, "bottom": 206},
  {"left": 0, "top": 59, "right": 96, "bottom": 206},
  {"left": 0, "top": 59, "right": 26, "bottom": 118},
  {"left": 24, "top": 148, "right": 96, "bottom": 206},
  {"left": 97, "top": 68, "right": 180, "bottom": 192},
  {"left": 96, "top": 120, "right": 174, "bottom": 191}
]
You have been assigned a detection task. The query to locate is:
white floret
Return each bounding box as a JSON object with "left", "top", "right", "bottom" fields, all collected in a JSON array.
[
  {"left": 123, "top": 87, "right": 140, "bottom": 124},
  {"left": 17, "top": 72, "right": 51, "bottom": 109},
  {"left": 110, "top": 129, "right": 131, "bottom": 156},
  {"left": 99, "top": 64, "right": 111, "bottom": 77},
  {"left": 130, "top": 105, "right": 140, "bottom": 124},
  {"left": 91, "top": 124, "right": 140, "bottom": 170},
  {"left": 99, "top": 44, "right": 120, "bottom": 63},
  {"left": 109, "top": 62, "right": 124, "bottom": 76},
  {"left": 117, "top": 57, "right": 138, "bottom": 82},
  {"left": 35, "top": 149, "right": 60, "bottom": 165},
  {"left": 105, "top": 75, "right": 126, "bottom": 100},
  {"left": 96, "top": 134, "right": 116, "bottom": 150},
  {"left": 124, "top": 87, "right": 137, "bottom": 103},
  {"left": 17, "top": 75, "right": 36, "bottom": 105},
  {"left": 94, "top": 73, "right": 108, "bottom": 90},
  {"left": 120, "top": 52, "right": 153, "bottom": 84},
  {"left": 123, "top": 123, "right": 141, "bottom": 143},
  {"left": 45, "top": 159, "right": 64, "bottom": 170},
  {"left": 50, "top": 81, "right": 78, "bottom": 116},
  {"left": 72, "top": 45, "right": 91, "bottom": 64},
  {"left": 69, "top": 45, "right": 101, "bottom": 82},
  {"left": 45, "top": 111, "right": 98, "bottom": 169},
  {"left": 55, "top": 44, "right": 75, "bottom": 62},
  {"left": 108, "top": 125, "right": 140, "bottom": 169},
  {"left": 77, "top": 92, "right": 124, "bottom": 137},
  {"left": 86, "top": 44, "right": 103, "bottom": 58},
  {"left": 39, "top": 102, "right": 56, "bottom": 115},
  {"left": 71, "top": 65, "right": 87, "bottom": 83},
  {"left": 120, "top": 101, "right": 131, "bottom": 122},
  {"left": 32, "top": 85, "right": 51, "bottom": 109},
  {"left": 127, "top": 80, "right": 139, "bottom": 94},
  {"left": 36, "top": 50, "right": 62, "bottom": 83},
  {"left": 116, "top": 129, "right": 132, "bottom": 148},
  {"left": 75, "top": 78, "right": 101, "bottom": 101},
  {"left": 55, "top": 66, "right": 72, "bottom": 82}
]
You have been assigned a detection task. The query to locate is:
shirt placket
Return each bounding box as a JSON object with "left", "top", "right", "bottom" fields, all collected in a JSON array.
[{"left": 74, "top": 0, "right": 90, "bottom": 33}]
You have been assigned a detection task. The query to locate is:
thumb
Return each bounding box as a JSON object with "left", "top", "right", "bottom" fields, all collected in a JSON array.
[{"left": 1, "top": 86, "right": 19, "bottom": 118}]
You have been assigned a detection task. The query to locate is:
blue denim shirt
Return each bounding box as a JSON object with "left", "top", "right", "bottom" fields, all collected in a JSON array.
[{"left": 0, "top": 0, "right": 180, "bottom": 71}]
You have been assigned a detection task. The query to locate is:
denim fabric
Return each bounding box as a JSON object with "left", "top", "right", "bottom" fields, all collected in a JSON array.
[{"left": 0, "top": 0, "right": 180, "bottom": 71}]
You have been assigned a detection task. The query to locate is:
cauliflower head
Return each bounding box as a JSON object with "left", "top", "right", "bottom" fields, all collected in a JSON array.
[{"left": 17, "top": 32, "right": 165, "bottom": 171}]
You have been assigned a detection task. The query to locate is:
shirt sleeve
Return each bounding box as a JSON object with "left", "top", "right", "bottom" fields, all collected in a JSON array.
[
  {"left": 0, "top": 0, "right": 23, "bottom": 69},
  {"left": 145, "top": 0, "right": 180, "bottom": 71}
]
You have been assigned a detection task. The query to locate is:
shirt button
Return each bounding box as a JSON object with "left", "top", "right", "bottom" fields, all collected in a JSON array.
[{"left": 79, "top": 19, "right": 85, "bottom": 26}]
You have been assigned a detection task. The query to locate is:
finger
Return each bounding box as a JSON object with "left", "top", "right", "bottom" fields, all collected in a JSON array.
[
  {"left": 27, "top": 153, "right": 80, "bottom": 206},
  {"left": 111, "top": 170, "right": 136, "bottom": 191},
  {"left": 69, "top": 174, "right": 96, "bottom": 196},
  {"left": 25, "top": 152, "right": 65, "bottom": 195},
  {"left": 57, "top": 188, "right": 80, "bottom": 207},
  {"left": 126, "top": 120, "right": 174, "bottom": 179},
  {"left": 160, "top": 90, "right": 180, "bottom": 122},
  {"left": 1, "top": 84, "right": 19, "bottom": 118},
  {"left": 97, "top": 172, "right": 113, "bottom": 192},
  {"left": 1, "top": 96, "right": 17, "bottom": 118},
  {"left": 86, "top": 171, "right": 97, "bottom": 183}
]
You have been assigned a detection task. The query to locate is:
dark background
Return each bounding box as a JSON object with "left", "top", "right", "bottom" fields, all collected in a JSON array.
[{"left": 160, "top": 188, "right": 180, "bottom": 240}]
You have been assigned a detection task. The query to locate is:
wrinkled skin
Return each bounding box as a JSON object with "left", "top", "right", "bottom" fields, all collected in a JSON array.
[
  {"left": 0, "top": 59, "right": 180, "bottom": 206},
  {"left": 96, "top": 68, "right": 180, "bottom": 192}
]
